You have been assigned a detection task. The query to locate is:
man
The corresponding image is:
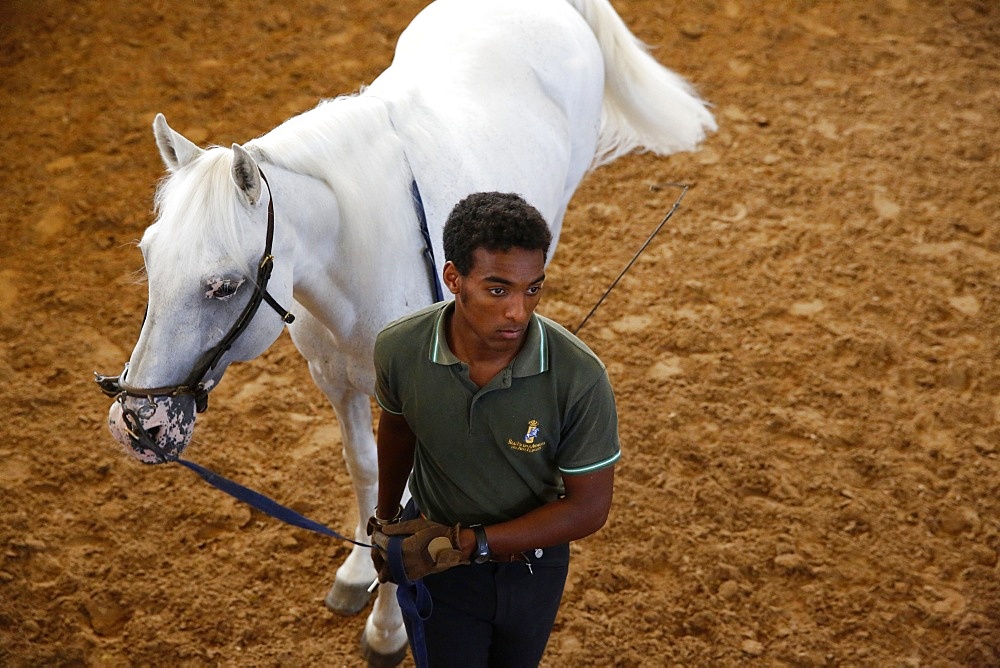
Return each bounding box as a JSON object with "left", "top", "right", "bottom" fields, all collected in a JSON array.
[{"left": 370, "top": 191, "right": 620, "bottom": 667}]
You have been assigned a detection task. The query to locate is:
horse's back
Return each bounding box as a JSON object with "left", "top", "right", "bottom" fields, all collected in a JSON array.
[
  {"left": 373, "top": 0, "right": 604, "bottom": 183},
  {"left": 369, "top": 0, "right": 605, "bottom": 270},
  {"left": 388, "top": 0, "right": 597, "bottom": 78}
]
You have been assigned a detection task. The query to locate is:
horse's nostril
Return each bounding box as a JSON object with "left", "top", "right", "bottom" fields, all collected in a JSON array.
[{"left": 144, "top": 426, "right": 162, "bottom": 442}]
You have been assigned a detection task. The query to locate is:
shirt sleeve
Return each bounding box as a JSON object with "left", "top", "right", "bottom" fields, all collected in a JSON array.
[
  {"left": 373, "top": 330, "right": 404, "bottom": 415},
  {"left": 556, "top": 370, "right": 621, "bottom": 475}
]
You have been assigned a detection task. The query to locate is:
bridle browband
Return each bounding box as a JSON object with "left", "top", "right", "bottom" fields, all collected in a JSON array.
[{"left": 96, "top": 167, "right": 295, "bottom": 417}]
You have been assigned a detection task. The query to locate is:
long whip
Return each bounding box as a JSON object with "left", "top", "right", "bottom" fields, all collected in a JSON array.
[{"left": 573, "top": 183, "right": 690, "bottom": 334}]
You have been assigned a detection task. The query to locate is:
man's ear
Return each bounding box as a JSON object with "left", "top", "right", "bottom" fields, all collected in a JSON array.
[{"left": 442, "top": 261, "right": 462, "bottom": 296}]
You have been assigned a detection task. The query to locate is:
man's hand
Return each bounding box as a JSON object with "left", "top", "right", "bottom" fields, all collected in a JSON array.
[{"left": 368, "top": 518, "right": 468, "bottom": 583}]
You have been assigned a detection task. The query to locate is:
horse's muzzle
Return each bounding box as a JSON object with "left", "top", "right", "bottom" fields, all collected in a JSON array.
[{"left": 107, "top": 394, "right": 196, "bottom": 464}]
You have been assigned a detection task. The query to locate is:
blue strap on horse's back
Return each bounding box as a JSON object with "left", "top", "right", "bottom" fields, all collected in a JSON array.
[
  {"left": 411, "top": 179, "right": 444, "bottom": 303},
  {"left": 177, "top": 458, "right": 371, "bottom": 548}
]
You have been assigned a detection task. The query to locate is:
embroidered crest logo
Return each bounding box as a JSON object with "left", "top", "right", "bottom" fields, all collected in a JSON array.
[
  {"left": 509, "top": 419, "right": 544, "bottom": 453},
  {"left": 524, "top": 419, "right": 540, "bottom": 444}
]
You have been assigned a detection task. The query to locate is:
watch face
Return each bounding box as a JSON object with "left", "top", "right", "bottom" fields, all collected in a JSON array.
[{"left": 473, "top": 525, "right": 490, "bottom": 563}]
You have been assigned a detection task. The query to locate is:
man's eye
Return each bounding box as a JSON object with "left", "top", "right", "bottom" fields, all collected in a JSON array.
[
  {"left": 489, "top": 288, "right": 506, "bottom": 296},
  {"left": 527, "top": 285, "right": 543, "bottom": 295},
  {"left": 205, "top": 278, "right": 245, "bottom": 301}
]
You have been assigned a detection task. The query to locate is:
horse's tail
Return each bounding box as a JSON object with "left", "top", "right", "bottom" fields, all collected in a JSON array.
[{"left": 567, "top": 0, "right": 717, "bottom": 168}]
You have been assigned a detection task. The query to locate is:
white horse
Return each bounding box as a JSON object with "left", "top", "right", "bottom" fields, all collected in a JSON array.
[{"left": 99, "top": 0, "right": 715, "bottom": 663}]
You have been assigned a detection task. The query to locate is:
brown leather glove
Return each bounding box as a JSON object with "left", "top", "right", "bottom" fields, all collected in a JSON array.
[
  {"left": 367, "top": 516, "right": 392, "bottom": 582},
  {"left": 369, "top": 518, "right": 468, "bottom": 583}
]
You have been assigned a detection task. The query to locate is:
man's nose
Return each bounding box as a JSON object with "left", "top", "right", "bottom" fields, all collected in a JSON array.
[{"left": 506, "top": 296, "right": 528, "bottom": 321}]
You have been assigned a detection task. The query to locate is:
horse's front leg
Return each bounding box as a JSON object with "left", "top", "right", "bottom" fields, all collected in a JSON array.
[
  {"left": 313, "top": 377, "right": 407, "bottom": 663},
  {"left": 321, "top": 388, "right": 380, "bottom": 613},
  {"left": 292, "top": 314, "right": 407, "bottom": 664}
]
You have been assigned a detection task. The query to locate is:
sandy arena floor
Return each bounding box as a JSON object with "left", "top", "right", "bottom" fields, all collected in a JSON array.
[{"left": 1, "top": 0, "right": 998, "bottom": 665}]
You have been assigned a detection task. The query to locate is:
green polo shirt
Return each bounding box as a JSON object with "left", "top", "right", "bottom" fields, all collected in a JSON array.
[{"left": 374, "top": 301, "right": 620, "bottom": 526}]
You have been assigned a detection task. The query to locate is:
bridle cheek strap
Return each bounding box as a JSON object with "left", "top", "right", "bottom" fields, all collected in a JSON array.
[{"left": 95, "top": 166, "right": 294, "bottom": 414}]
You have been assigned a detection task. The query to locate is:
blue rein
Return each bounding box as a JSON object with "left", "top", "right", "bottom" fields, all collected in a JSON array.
[
  {"left": 175, "top": 458, "right": 372, "bottom": 548},
  {"left": 389, "top": 535, "right": 433, "bottom": 668},
  {"left": 181, "top": 456, "right": 432, "bottom": 668}
]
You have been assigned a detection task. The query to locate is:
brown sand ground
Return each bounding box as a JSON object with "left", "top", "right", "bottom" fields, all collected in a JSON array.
[{"left": 1, "top": 0, "right": 998, "bottom": 665}]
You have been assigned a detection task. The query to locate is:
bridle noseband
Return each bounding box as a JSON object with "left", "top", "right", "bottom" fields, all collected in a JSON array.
[{"left": 96, "top": 167, "right": 295, "bottom": 425}]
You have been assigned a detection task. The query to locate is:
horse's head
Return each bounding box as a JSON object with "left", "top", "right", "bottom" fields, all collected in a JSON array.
[{"left": 99, "top": 114, "right": 295, "bottom": 464}]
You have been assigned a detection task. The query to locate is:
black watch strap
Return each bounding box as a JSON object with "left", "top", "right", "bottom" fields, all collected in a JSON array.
[{"left": 472, "top": 525, "right": 490, "bottom": 564}]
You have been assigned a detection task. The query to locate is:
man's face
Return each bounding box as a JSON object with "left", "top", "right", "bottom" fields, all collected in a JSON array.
[{"left": 444, "top": 246, "right": 546, "bottom": 356}]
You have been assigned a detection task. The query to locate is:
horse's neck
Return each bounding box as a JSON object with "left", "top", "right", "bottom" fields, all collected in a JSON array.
[
  {"left": 249, "top": 98, "right": 433, "bottom": 340},
  {"left": 249, "top": 95, "right": 413, "bottom": 217}
]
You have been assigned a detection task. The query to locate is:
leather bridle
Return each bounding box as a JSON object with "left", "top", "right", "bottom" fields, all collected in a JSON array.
[{"left": 96, "top": 167, "right": 295, "bottom": 419}]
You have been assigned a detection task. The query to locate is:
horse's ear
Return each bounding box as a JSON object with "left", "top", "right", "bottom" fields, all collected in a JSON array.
[
  {"left": 230, "top": 144, "right": 263, "bottom": 207},
  {"left": 152, "top": 113, "right": 203, "bottom": 172}
]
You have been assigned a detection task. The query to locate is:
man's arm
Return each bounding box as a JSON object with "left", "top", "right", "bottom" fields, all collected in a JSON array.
[
  {"left": 375, "top": 410, "right": 416, "bottom": 521},
  {"left": 457, "top": 465, "right": 615, "bottom": 559}
]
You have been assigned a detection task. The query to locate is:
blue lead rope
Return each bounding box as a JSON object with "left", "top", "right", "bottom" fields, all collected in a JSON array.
[
  {"left": 176, "top": 458, "right": 371, "bottom": 548},
  {"left": 389, "top": 536, "right": 433, "bottom": 668},
  {"left": 176, "top": 458, "right": 432, "bottom": 666}
]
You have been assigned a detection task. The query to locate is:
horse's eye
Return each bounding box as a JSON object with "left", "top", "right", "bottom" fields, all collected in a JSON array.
[{"left": 205, "top": 278, "right": 245, "bottom": 301}]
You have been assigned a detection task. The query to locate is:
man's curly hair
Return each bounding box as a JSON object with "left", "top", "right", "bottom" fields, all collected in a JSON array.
[{"left": 443, "top": 192, "right": 552, "bottom": 275}]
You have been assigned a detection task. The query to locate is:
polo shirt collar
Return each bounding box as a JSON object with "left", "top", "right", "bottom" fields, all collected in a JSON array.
[{"left": 428, "top": 302, "right": 549, "bottom": 377}]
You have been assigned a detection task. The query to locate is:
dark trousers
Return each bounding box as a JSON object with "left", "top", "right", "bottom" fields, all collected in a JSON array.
[
  {"left": 421, "top": 544, "right": 570, "bottom": 667},
  {"left": 398, "top": 500, "right": 570, "bottom": 667}
]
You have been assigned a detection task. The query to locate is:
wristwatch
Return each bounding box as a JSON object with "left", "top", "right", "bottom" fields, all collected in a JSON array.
[{"left": 471, "top": 525, "right": 491, "bottom": 564}]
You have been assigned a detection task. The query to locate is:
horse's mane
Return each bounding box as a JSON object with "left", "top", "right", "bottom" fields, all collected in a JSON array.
[
  {"left": 247, "top": 92, "right": 414, "bottom": 259},
  {"left": 149, "top": 149, "right": 251, "bottom": 274},
  {"left": 148, "top": 92, "right": 413, "bottom": 275}
]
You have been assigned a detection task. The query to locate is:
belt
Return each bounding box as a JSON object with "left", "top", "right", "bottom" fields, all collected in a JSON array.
[{"left": 488, "top": 547, "right": 547, "bottom": 563}]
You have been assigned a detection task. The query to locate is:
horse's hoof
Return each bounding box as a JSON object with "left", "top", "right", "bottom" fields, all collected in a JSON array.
[
  {"left": 360, "top": 629, "right": 408, "bottom": 667},
  {"left": 324, "top": 579, "right": 372, "bottom": 616}
]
